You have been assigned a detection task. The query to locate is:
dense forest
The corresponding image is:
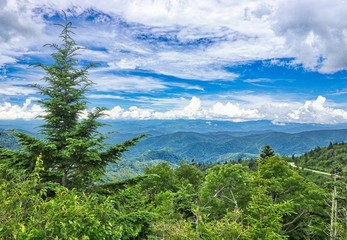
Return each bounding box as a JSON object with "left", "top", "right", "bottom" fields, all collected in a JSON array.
[
  {"left": 297, "top": 142, "right": 347, "bottom": 173},
  {"left": 1, "top": 17, "right": 346, "bottom": 239}
]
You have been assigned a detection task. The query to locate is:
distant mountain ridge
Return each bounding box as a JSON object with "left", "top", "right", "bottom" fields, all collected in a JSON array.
[
  {"left": 0, "top": 130, "right": 21, "bottom": 150},
  {"left": 125, "top": 129, "right": 347, "bottom": 163},
  {"left": 2, "top": 119, "right": 347, "bottom": 136},
  {"left": 2, "top": 120, "right": 347, "bottom": 163}
]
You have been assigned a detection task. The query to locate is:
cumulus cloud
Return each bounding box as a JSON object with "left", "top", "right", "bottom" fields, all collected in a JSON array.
[
  {"left": 273, "top": 0, "right": 347, "bottom": 72},
  {"left": 0, "top": 98, "right": 43, "bottom": 120},
  {"left": 287, "top": 96, "right": 347, "bottom": 124},
  {"left": 0, "top": 0, "right": 45, "bottom": 66},
  {"left": 103, "top": 96, "right": 347, "bottom": 124},
  {"left": 211, "top": 102, "right": 260, "bottom": 121},
  {"left": 2, "top": 96, "right": 347, "bottom": 124},
  {"left": 103, "top": 96, "right": 208, "bottom": 120}
]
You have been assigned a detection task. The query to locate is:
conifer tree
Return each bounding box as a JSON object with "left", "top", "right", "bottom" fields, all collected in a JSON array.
[
  {"left": 1, "top": 13, "right": 144, "bottom": 189},
  {"left": 260, "top": 145, "right": 275, "bottom": 159}
]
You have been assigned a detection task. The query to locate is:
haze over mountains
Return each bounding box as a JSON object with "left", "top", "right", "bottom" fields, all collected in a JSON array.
[{"left": 2, "top": 119, "right": 347, "bottom": 164}]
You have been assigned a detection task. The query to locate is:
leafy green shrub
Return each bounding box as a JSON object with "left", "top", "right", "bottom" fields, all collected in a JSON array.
[{"left": 0, "top": 176, "right": 122, "bottom": 239}]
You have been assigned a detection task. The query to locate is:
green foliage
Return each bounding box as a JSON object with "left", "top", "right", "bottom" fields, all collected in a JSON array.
[
  {"left": 260, "top": 144, "right": 275, "bottom": 159},
  {"left": 198, "top": 211, "right": 245, "bottom": 239},
  {"left": 199, "top": 164, "right": 252, "bottom": 219},
  {"left": 175, "top": 161, "right": 204, "bottom": 190},
  {"left": 142, "top": 156, "right": 330, "bottom": 239},
  {"left": 149, "top": 219, "right": 200, "bottom": 240},
  {"left": 246, "top": 185, "right": 293, "bottom": 240},
  {"left": 0, "top": 130, "right": 21, "bottom": 150},
  {"left": 259, "top": 156, "right": 328, "bottom": 239},
  {"left": 0, "top": 150, "right": 334, "bottom": 239},
  {"left": 297, "top": 141, "right": 347, "bottom": 173},
  {"left": 110, "top": 184, "right": 154, "bottom": 239},
  {"left": 105, "top": 158, "right": 164, "bottom": 181},
  {"left": 142, "top": 162, "right": 178, "bottom": 197},
  {"left": 0, "top": 161, "right": 122, "bottom": 239}
]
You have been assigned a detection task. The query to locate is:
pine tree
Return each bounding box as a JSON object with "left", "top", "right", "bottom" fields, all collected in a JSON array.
[
  {"left": 260, "top": 145, "right": 275, "bottom": 159},
  {"left": 1, "top": 13, "right": 145, "bottom": 189}
]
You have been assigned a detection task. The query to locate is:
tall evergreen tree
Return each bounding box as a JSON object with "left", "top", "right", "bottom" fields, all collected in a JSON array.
[
  {"left": 0, "top": 14, "right": 144, "bottom": 189},
  {"left": 260, "top": 145, "right": 275, "bottom": 159}
]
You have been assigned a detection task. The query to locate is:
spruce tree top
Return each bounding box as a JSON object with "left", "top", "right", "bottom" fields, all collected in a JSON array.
[{"left": 32, "top": 16, "right": 93, "bottom": 145}]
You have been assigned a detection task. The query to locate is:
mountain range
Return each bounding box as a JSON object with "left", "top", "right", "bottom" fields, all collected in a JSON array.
[
  {"left": 124, "top": 129, "right": 347, "bottom": 163},
  {"left": 1, "top": 120, "right": 347, "bottom": 164}
]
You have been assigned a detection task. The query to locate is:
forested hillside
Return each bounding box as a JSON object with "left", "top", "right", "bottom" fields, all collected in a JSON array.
[
  {"left": 297, "top": 141, "right": 347, "bottom": 173},
  {"left": 0, "top": 130, "right": 21, "bottom": 150},
  {"left": 126, "top": 129, "right": 347, "bottom": 162}
]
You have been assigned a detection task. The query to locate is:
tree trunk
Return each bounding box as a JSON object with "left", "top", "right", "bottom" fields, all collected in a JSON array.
[
  {"left": 330, "top": 174, "right": 337, "bottom": 240},
  {"left": 62, "top": 169, "right": 68, "bottom": 187}
]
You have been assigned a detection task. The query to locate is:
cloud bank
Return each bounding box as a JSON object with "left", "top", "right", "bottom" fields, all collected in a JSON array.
[
  {"left": 2, "top": 96, "right": 347, "bottom": 124},
  {"left": 1, "top": 0, "right": 347, "bottom": 126},
  {"left": 0, "top": 99, "right": 44, "bottom": 120}
]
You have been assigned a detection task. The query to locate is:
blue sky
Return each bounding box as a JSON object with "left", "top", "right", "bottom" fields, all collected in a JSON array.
[{"left": 1, "top": 0, "right": 347, "bottom": 124}]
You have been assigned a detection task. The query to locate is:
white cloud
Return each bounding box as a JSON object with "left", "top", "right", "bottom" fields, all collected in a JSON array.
[
  {"left": 273, "top": 0, "right": 347, "bottom": 73},
  {"left": 101, "top": 96, "right": 347, "bottom": 124},
  {"left": 0, "top": 0, "right": 45, "bottom": 66},
  {"left": 0, "top": 0, "right": 282, "bottom": 80},
  {"left": 2, "top": 0, "right": 347, "bottom": 75},
  {"left": 105, "top": 51, "right": 239, "bottom": 81},
  {"left": 90, "top": 75, "right": 167, "bottom": 92},
  {"left": 0, "top": 85, "right": 36, "bottom": 96},
  {"left": 150, "top": 52, "right": 240, "bottom": 81},
  {"left": 287, "top": 96, "right": 347, "bottom": 124},
  {"left": 103, "top": 96, "right": 208, "bottom": 120},
  {"left": 243, "top": 78, "right": 273, "bottom": 83},
  {"left": 87, "top": 94, "right": 124, "bottom": 100},
  {"left": 0, "top": 98, "right": 43, "bottom": 120},
  {"left": 211, "top": 102, "right": 260, "bottom": 121},
  {"left": 2, "top": 96, "right": 347, "bottom": 124}
]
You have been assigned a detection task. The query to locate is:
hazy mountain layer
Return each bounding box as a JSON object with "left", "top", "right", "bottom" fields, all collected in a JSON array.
[
  {"left": 2, "top": 120, "right": 347, "bottom": 163},
  {"left": 125, "top": 129, "right": 347, "bottom": 163}
]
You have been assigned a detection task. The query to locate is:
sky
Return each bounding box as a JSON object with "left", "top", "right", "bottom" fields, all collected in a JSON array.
[{"left": 1, "top": 0, "right": 347, "bottom": 124}]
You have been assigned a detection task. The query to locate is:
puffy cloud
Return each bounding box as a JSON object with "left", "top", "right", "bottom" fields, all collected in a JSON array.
[
  {"left": 211, "top": 102, "right": 260, "bottom": 121},
  {"left": 101, "top": 96, "right": 347, "bottom": 124},
  {"left": 183, "top": 96, "right": 202, "bottom": 115},
  {"left": 103, "top": 97, "right": 208, "bottom": 120},
  {"left": 1, "top": 96, "right": 347, "bottom": 124},
  {"left": 273, "top": 0, "right": 347, "bottom": 72},
  {"left": 0, "top": 98, "right": 43, "bottom": 120},
  {"left": 287, "top": 96, "right": 347, "bottom": 124}
]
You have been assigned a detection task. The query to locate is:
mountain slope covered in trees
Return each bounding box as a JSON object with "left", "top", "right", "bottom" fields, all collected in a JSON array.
[
  {"left": 297, "top": 141, "right": 347, "bottom": 173},
  {"left": 126, "top": 129, "right": 347, "bottom": 163},
  {"left": 0, "top": 130, "right": 21, "bottom": 150}
]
